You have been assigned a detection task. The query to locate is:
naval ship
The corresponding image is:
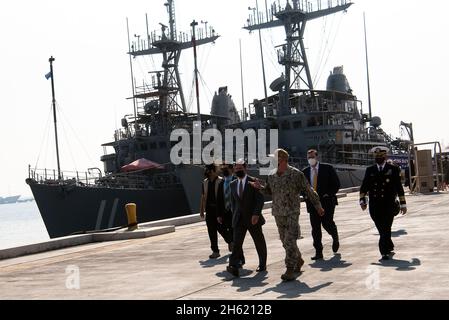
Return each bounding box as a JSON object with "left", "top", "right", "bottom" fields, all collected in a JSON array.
[
  {"left": 231, "top": 0, "right": 411, "bottom": 186},
  {"left": 0, "top": 195, "right": 21, "bottom": 205},
  {"left": 26, "top": 0, "right": 410, "bottom": 238}
]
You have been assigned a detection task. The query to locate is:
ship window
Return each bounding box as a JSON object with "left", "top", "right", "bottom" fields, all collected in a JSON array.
[
  {"left": 159, "top": 141, "right": 167, "bottom": 149},
  {"left": 293, "top": 121, "right": 302, "bottom": 129},
  {"left": 281, "top": 121, "right": 291, "bottom": 130},
  {"left": 150, "top": 142, "right": 157, "bottom": 149}
]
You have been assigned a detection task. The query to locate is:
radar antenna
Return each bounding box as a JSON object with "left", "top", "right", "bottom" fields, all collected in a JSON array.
[
  {"left": 244, "top": 0, "right": 352, "bottom": 115},
  {"left": 128, "top": 0, "right": 219, "bottom": 116}
]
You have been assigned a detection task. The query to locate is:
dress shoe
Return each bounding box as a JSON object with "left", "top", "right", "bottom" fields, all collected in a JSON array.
[
  {"left": 237, "top": 257, "right": 245, "bottom": 268},
  {"left": 256, "top": 265, "right": 267, "bottom": 272},
  {"left": 381, "top": 255, "right": 390, "bottom": 260},
  {"left": 332, "top": 240, "right": 340, "bottom": 253},
  {"left": 311, "top": 253, "right": 323, "bottom": 261},
  {"left": 281, "top": 268, "right": 296, "bottom": 282},
  {"left": 209, "top": 251, "right": 220, "bottom": 259},
  {"left": 226, "top": 265, "right": 239, "bottom": 277},
  {"left": 294, "top": 257, "right": 305, "bottom": 273}
]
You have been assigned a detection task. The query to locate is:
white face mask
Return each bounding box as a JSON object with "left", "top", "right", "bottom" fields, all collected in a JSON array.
[{"left": 308, "top": 158, "right": 318, "bottom": 166}]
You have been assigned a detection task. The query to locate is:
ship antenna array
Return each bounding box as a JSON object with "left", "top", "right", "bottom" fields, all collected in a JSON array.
[
  {"left": 127, "top": 0, "right": 219, "bottom": 118},
  {"left": 244, "top": 0, "right": 352, "bottom": 116}
]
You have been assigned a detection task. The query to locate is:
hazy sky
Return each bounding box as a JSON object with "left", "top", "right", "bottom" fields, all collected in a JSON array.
[{"left": 1, "top": 0, "right": 449, "bottom": 196}]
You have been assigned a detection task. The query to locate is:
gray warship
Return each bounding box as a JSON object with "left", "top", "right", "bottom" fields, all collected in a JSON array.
[
  {"left": 26, "top": 0, "right": 409, "bottom": 238},
  {"left": 0, "top": 195, "right": 21, "bottom": 205}
]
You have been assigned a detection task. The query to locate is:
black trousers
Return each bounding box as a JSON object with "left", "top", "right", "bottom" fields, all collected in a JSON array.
[
  {"left": 223, "top": 209, "right": 234, "bottom": 241},
  {"left": 309, "top": 199, "right": 339, "bottom": 253},
  {"left": 229, "top": 222, "right": 267, "bottom": 268},
  {"left": 370, "top": 205, "right": 395, "bottom": 256},
  {"left": 206, "top": 208, "right": 233, "bottom": 253}
]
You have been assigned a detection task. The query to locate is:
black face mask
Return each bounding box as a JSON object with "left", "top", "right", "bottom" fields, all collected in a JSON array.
[
  {"left": 222, "top": 169, "right": 230, "bottom": 177},
  {"left": 235, "top": 170, "right": 245, "bottom": 178},
  {"left": 375, "top": 157, "right": 386, "bottom": 165},
  {"left": 204, "top": 170, "right": 211, "bottom": 178}
]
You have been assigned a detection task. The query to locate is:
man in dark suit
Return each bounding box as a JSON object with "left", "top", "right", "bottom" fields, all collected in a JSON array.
[
  {"left": 216, "top": 163, "right": 236, "bottom": 251},
  {"left": 303, "top": 149, "right": 341, "bottom": 260},
  {"left": 360, "top": 147, "right": 407, "bottom": 260},
  {"left": 217, "top": 162, "right": 245, "bottom": 266},
  {"left": 226, "top": 160, "right": 267, "bottom": 277},
  {"left": 199, "top": 164, "right": 230, "bottom": 259}
]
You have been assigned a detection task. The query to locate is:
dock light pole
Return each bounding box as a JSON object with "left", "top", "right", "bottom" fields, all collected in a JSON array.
[{"left": 49, "top": 56, "right": 62, "bottom": 181}]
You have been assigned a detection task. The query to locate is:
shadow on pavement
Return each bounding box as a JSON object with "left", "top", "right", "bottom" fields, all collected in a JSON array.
[
  {"left": 309, "top": 254, "right": 352, "bottom": 272},
  {"left": 255, "top": 279, "right": 333, "bottom": 299},
  {"left": 199, "top": 254, "right": 230, "bottom": 268},
  {"left": 215, "top": 268, "right": 270, "bottom": 292},
  {"left": 372, "top": 257, "right": 421, "bottom": 271},
  {"left": 391, "top": 229, "right": 408, "bottom": 238}
]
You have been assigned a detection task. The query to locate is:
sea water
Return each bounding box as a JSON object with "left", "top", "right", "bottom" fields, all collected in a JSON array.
[{"left": 0, "top": 201, "right": 49, "bottom": 250}]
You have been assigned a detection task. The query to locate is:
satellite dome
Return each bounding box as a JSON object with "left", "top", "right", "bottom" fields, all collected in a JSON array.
[
  {"left": 326, "top": 66, "right": 352, "bottom": 93},
  {"left": 371, "top": 116, "right": 382, "bottom": 127}
]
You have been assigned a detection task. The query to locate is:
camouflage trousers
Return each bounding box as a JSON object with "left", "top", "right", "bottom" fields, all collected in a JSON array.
[{"left": 275, "top": 214, "right": 302, "bottom": 269}]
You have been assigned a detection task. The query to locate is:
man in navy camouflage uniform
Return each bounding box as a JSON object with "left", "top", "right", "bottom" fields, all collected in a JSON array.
[{"left": 254, "top": 149, "right": 324, "bottom": 281}]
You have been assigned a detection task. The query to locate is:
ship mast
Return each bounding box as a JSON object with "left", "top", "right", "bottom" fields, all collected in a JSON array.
[
  {"left": 364, "top": 12, "right": 373, "bottom": 120},
  {"left": 48, "top": 56, "right": 62, "bottom": 180},
  {"left": 191, "top": 20, "right": 201, "bottom": 122},
  {"left": 244, "top": 0, "right": 352, "bottom": 116},
  {"left": 128, "top": 0, "right": 219, "bottom": 120}
]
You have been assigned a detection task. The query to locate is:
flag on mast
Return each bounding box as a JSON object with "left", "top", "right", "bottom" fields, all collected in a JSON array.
[{"left": 45, "top": 71, "right": 52, "bottom": 80}]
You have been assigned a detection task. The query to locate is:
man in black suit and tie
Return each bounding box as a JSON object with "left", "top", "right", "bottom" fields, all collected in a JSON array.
[
  {"left": 226, "top": 160, "right": 267, "bottom": 277},
  {"left": 360, "top": 147, "right": 407, "bottom": 260},
  {"left": 303, "top": 149, "right": 341, "bottom": 260},
  {"left": 216, "top": 163, "right": 236, "bottom": 252}
]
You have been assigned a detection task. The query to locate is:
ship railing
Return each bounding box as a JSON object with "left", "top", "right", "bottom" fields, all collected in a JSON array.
[
  {"left": 97, "top": 171, "right": 181, "bottom": 190},
  {"left": 358, "top": 132, "right": 390, "bottom": 143},
  {"left": 29, "top": 166, "right": 181, "bottom": 190},
  {"left": 96, "top": 174, "right": 149, "bottom": 189},
  {"left": 289, "top": 154, "right": 373, "bottom": 168},
  {"left": 247, "top": 0, "right": 350, "bottom": 28},
  {"left": 114, "top": 129, "right": 131, "bottom": 141},
  {"left": 130, "top": 26, "right": 217, "bottom": 54},
  {"left": 114, "top": 126, "right": 149, "bottom": 141},
  {"left": 28, "top": 167, "right": 102, "bottom": 187}
]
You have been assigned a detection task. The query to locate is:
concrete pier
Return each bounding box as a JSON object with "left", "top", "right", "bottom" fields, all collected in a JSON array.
[{"left": 1, "top": 191, "right": 449, "bottom": 300}]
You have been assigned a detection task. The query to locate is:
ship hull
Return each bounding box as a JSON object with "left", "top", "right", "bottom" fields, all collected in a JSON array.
[
  {"left": 28, "top": 164, "right": 364, "bottom": 239},
  {"left": 28, "top": 182, "right": 191, "bottom": 238},
  {"left": 334, "top": 165, "right": 366, "bottom": 189}
]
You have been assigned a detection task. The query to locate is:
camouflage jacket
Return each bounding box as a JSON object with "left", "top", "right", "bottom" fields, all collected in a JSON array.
[{"left": 263, "top": 166, "right": 322, "bottom": 217}]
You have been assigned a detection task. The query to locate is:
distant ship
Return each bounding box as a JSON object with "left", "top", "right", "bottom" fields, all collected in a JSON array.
[{"left": 0, "top": 195, "right": 21, "bottom": 205}]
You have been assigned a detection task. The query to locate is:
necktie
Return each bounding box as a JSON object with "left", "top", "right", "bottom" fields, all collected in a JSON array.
[
  {"left": 239, "top": 180, "right": 244, "bottom": 199},
  {"left": 313, "top": 167, "right": 318, "bottom": 191},
  {"left": 224, "top": 178, "right": 231, "bottom": 210}
]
